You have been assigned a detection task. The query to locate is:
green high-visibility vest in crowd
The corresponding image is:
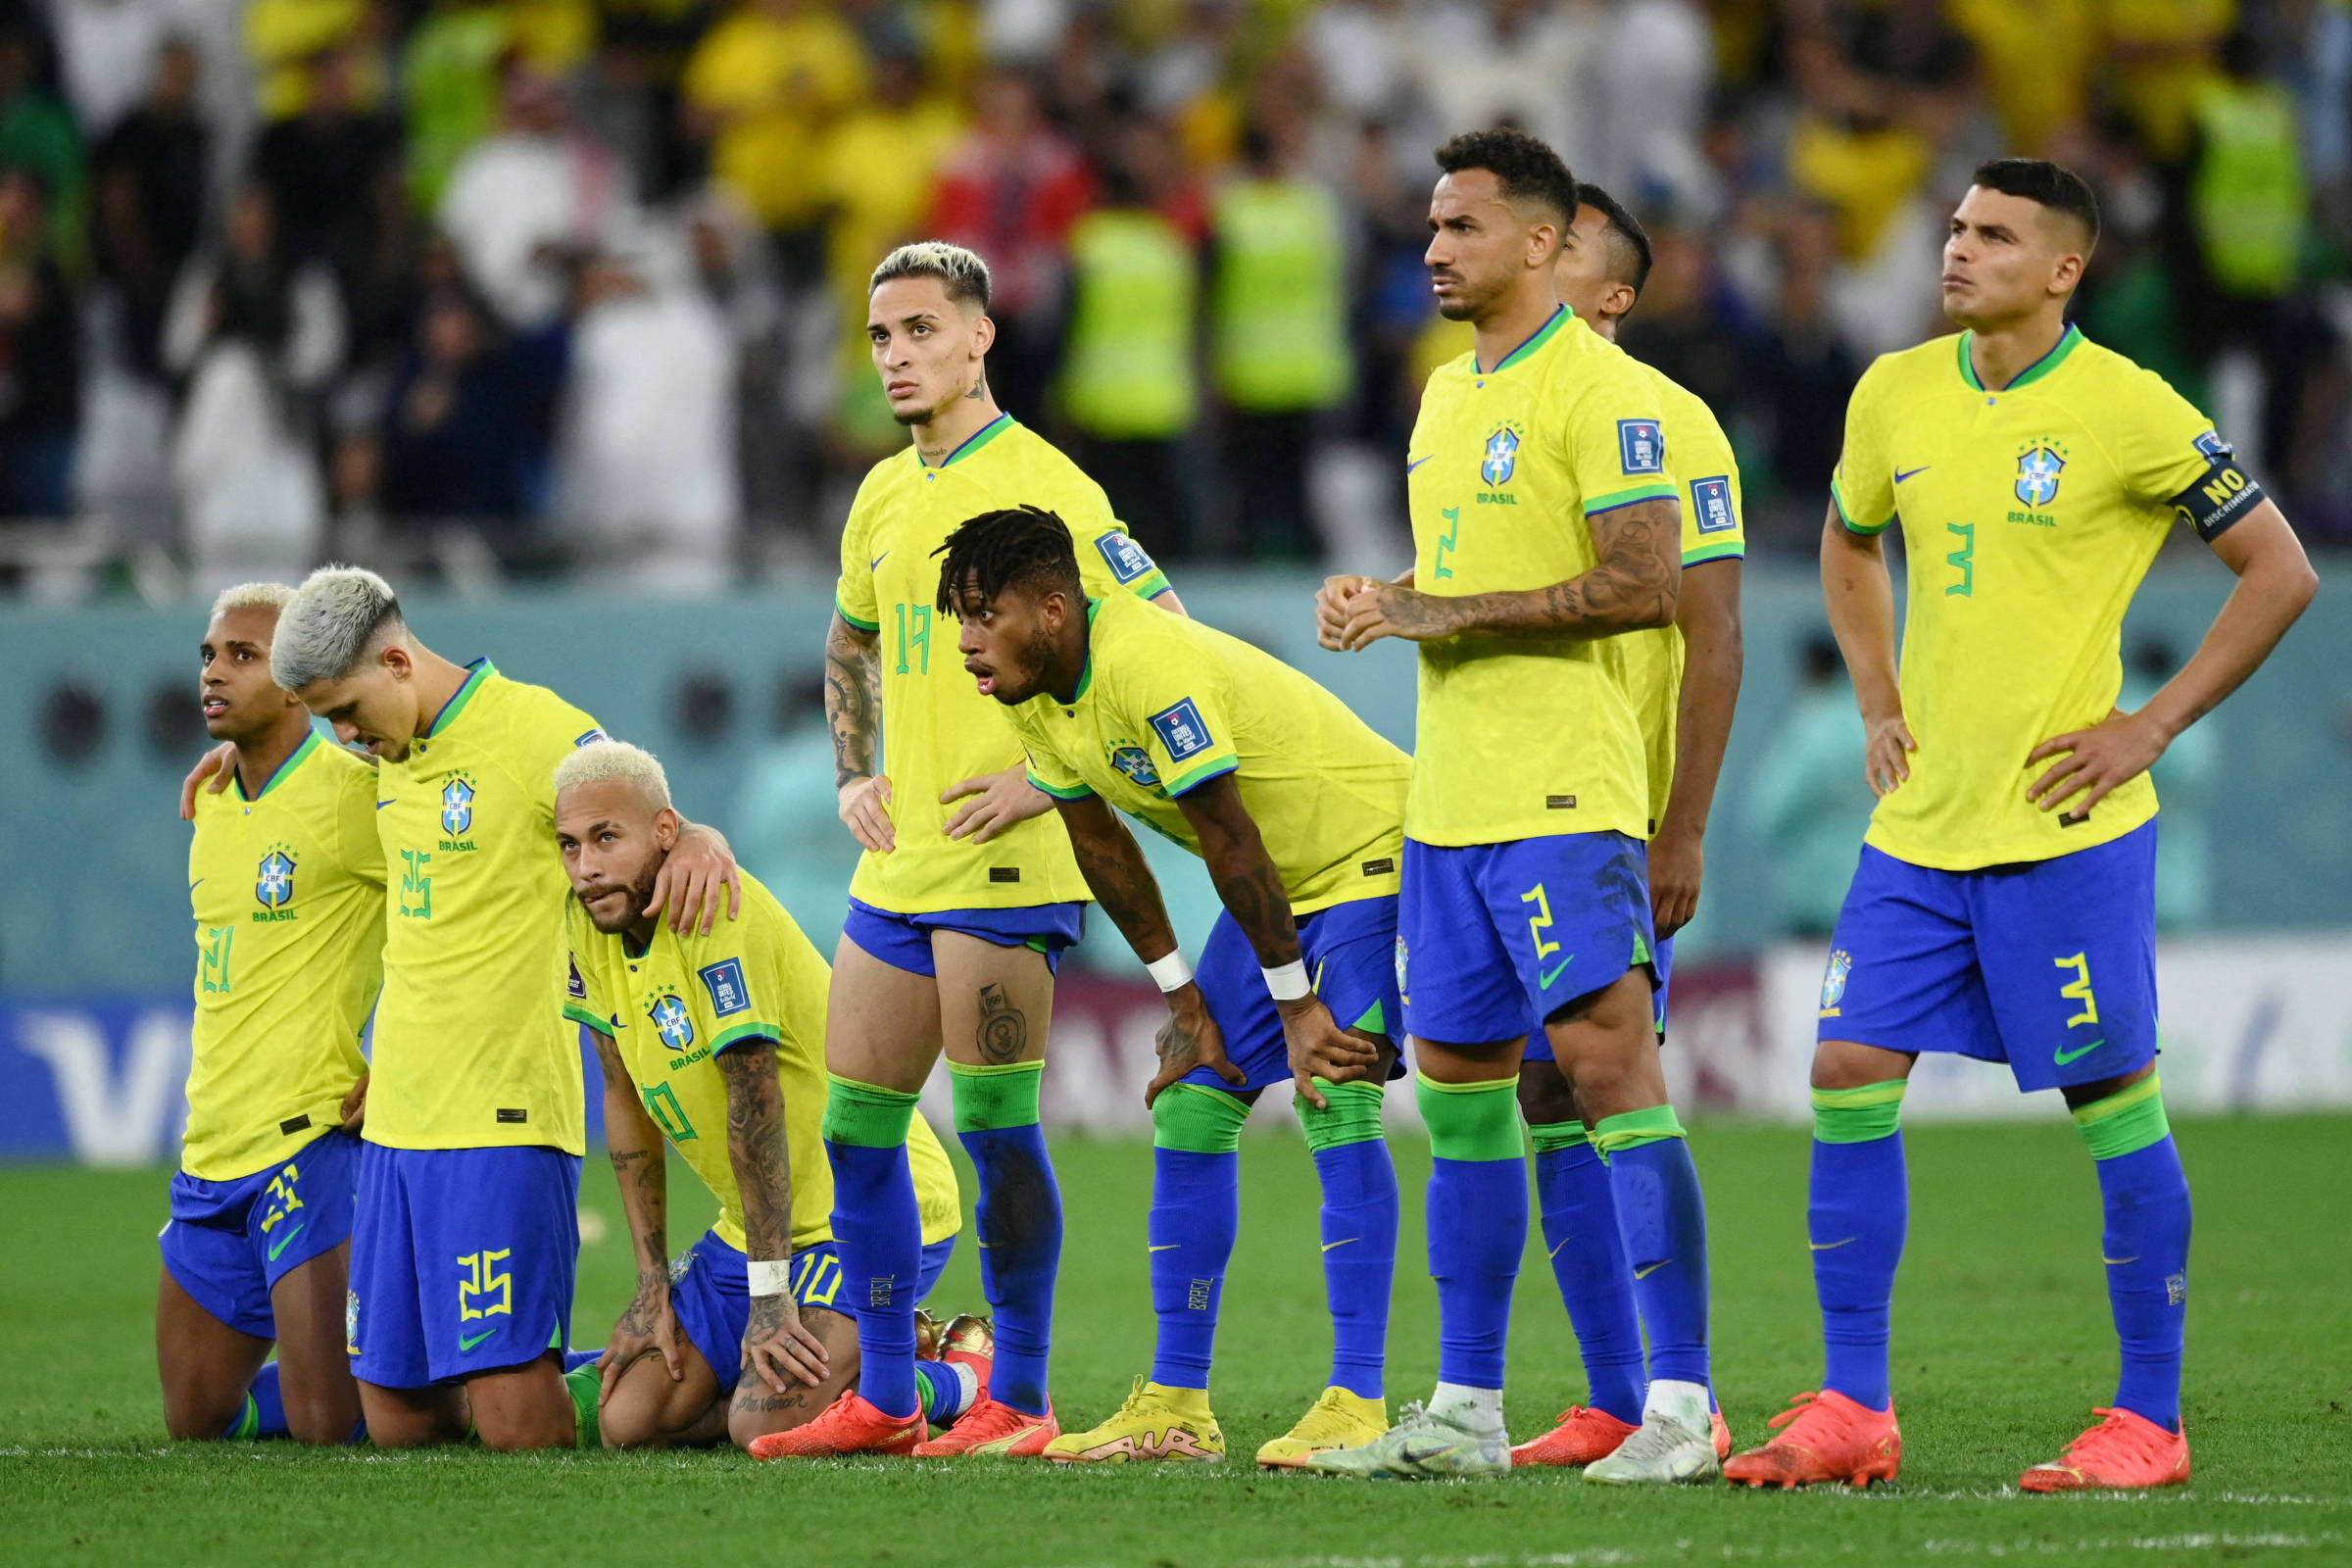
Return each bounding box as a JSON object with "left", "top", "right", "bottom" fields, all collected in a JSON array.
[
  {"left": 1059, "top": 207, "right": 1198, "bottom": 440},
  {"left": 1210, "top": 176, "right": 1351, "bottom": 414},
  {"left": 2189, "top": 78, "right": 2306, "bottom": 298}
]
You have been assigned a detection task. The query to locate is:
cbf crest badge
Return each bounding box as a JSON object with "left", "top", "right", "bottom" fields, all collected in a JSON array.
[
  {"left": 2015, "top": 443, "right": 2067, "bottom": 508},
  {"left": 1481, "top": 423, "right": 1522, "bottom": 488},
  {"left": 1819, "top": 949, "right": 1852, "bottom": 1016},
  {"left": 256, "top": 845, "right": 297, "bottom": 909},
  {"left": 440, "top": 775, "right": 476, "bottom": 835},
  {"left": 649, "top": 994, "right": 695, "bottom": 1052},
  {"left": 1109, "top": 744, "right": 1162, "bottom": 791}
]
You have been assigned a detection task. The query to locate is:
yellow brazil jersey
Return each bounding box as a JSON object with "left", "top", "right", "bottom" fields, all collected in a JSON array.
[
  {"left": 1009, "top": 592, "right": 1409, "bottom": 916},
  {"left": 1620, "top": 363, "right": 1747, "bottom": 827},
  {"left": 1833, "top": 324, "right": 2243, "bottom": 869},
  {"left": 562, "top": 873, "right": 959, "bottom": 1254},
  {"left": 185, "top": 732, "right": 385, "bottom": 1180},
  {"left": 836, "top": 414, "right": 1175, "bottom": 914},
  {"left": 1404, "top": 307, "right": 1677, "bottom": 847},
  {"left": 369, "top": 661, "right": 603, "bottom": 1153}
]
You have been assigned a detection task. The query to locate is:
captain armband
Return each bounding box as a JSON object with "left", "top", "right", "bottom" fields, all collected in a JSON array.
[{"left": 2170, "top": 460, "right": 2265, "bottom": 543}]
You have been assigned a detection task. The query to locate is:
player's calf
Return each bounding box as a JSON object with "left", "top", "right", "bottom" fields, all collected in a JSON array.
[
  {"left": 358, "top": 1380, "right": 471, "bottom": 1447},
  {"left": 466, "top": 1355, "right": 580, "bottom": 1451},
  {"left": 599, "top": 1344, "right": 727, "bottom": 1450}
]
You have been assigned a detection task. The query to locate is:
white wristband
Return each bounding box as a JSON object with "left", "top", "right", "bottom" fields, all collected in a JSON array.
[
  {"left": 1262, "top": 960, "right": 1311, "bottom": 1002},
  {"left": 746, "top": 1257, "right": 792, "bottom": 1298},
  {"left": 1146, "top": 950, "right": 1195, "bottom": 993}
]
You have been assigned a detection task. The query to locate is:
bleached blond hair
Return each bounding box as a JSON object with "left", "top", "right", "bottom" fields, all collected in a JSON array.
[
  {"left": 553, "top": 740, "right": 672, "bottom": 811},
  {"left": 209, "top": 582, "right": 296, "bottom": 619},
  {"left": 271, "top": 565, "right": 405, "bottom": 691},
  {"left": 869, "top": 241, "right": 993, "bottom": 312}
]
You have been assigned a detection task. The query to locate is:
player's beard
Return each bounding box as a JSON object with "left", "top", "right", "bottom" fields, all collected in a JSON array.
[
  {"left": 582, "top": 850, "right": 664, "bottom": 934},
  {"left": 1433, "top": 266, "right": 1503, "bottom": 322}
]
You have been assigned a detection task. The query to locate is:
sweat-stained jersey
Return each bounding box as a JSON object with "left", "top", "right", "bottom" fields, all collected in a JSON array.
[
  {"left": 185, "top": 731, "right": 385, "bottom": 1179},
  {"left": 1833, "top": 324, "right": 2260, "bottom": 869},
  {"left": 1010, "top": 591, "right": 1409, "bottom": 915},
  {"left": 368, "top": 661, "right": 604, "bottom": 1153},
  {"left": 835, "top": 414, "right": 1176, "bottom": 914},
  {"left": 563, "top": 872, "right": 959, "bottom": 1254},
  {"left": 1404, "top": 306, "right": 1678, "bottom": 847},
  {"left": 1620, "top": 361, "right": 1747, "bottom": 828}
]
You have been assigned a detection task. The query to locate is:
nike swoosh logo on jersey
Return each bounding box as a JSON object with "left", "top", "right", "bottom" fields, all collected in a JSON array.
[
  {"left": 266, "top": 1223, "right": 305, "bottom": 1262},
  {"left": 1634, "top": 1259, "right": 1669, "bottom": 1279},
  {"left": 459, "top": 1328, "right": 499, "bottom": 1351},
  {"left": 870, "top": 552, "right": 891, "bottom": 571},
  {"left": 1539, "top": 956, "right": 1575, "bottom": 990},
  {"left": 1405, "top": 456, "right": 1431, "bottom": 472},
  {"left": 1894, "top": 466, "right": 1930, "bottom": 483},
  {"left": 1809, "top": 1237, "right": 1855, "bottom": 1251},
  {"left": 2053, "top": 1036, "right": 2105, "bottom": 1065},
  {"left": 376, "top": 800, "right": 395, "bottom": 809},
  {"left": 188, "top": 879, "right": 204, "bottom": 891}
]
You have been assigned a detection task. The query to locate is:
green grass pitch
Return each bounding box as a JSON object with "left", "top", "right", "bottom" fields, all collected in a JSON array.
[{"left": 3, "top": 1116, "right": 2348, "bottom": 1566}]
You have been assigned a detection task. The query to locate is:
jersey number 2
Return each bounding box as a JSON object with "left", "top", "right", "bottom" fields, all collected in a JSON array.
[{"left": 1434, "top": 507, "right": 1461, "bottom": 580}]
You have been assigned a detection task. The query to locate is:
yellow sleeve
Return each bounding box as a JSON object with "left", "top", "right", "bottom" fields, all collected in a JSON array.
[
  {"left": 691, "top": 926, "right": 785, "bottom": 1057},
  {"left": 835, "top": 480, "right": 881, "bottom": 631},
  {"left": 562, "top": 905, "right": 611, "bottom": 1034},
  {"left": 1831, "top": 356, "right": 1898, "bottom": 534},
  {"left": 1673, "top": 396, "right": 1745, "bottom": 567},
  {"left": 2119, "top": 370, "right": 2265, "bottom": 542},
  {"left": 336, "top": 757, "right": 388, "bottom": 888},
  {"left": 1070, "top": 515, "right": 1173, "bottom": 603},
  {"left": 1112, "top": 631, "right": 1239, "bottom": 799},
  {"left": 1567, "top": 363, "right": 1679, "bottom": 520}
]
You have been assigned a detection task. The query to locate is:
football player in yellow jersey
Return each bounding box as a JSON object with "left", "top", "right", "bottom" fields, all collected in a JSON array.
[
  {"left": 794, "top": 241, "right": 1185, "bottom": 1459},
  {"left": 228, "top": 565, "right": 740, "bottom": 1451},
  {"left": 163, "top": 583, "right": 379, "bottom": 1446},
  {"left": 547, "top": 743, "right": 977, "bottom": 1454},
  {"left": 1727, "top": 159, "right": 2316, "bottom": 1494},
  {"left": 935, "top": 506, "right": 1406, "bottom": 1469},
  {"left": 1312, "top": 130, "right": 1719, "bottom": 1485}
]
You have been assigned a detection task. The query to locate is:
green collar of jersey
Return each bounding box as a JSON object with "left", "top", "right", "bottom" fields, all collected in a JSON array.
[
  {"left": 922, "top": 412, "right": 1014, "bottom": 469},
  {"left": 235, "top": 728, "right": 319, "bottom": 802},
  {"left": 1062, "top": 597, "right": 1105, "bottom": 706},
  {"left": 1479, "top": 304, "right": 1573, "bottom": 376},
  {"left": 1957, "top": 322, "right": 2083, "bottom": 393},
  {"left": 426, "top": 659, "right": 495, "bottom": 739}
]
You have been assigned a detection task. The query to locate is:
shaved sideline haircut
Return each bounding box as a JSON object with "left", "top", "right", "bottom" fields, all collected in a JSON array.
[
  {"left": 554, "top": 739, "right": 673, "bottom": 811},
  {"left": 210, "top": 582, "right": 296, "bottom": 618},
  {"left": 870, "top": 240, "right": 994, "bottom": 312},
  {"left": 270, "top": 565, "right": 405, "bottom": 692},
  {"left": 1972, "top": 157, "right": 2102, "bottom": 252}
]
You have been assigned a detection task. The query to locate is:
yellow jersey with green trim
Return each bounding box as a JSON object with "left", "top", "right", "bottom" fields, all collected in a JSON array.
[
  {"left": 1403, "top": 307, "right": 1677, "bottom": 846},
  {"left": 1008, "top": 591, "right": 1408, "bottom": 915},
  {"left": 184, "top": 732, "right": 385, "bottom": 1180},
  {"left": 1621, "top": 363, "right": 1746, "bottom": 826},
  {"left": 835, "top": 414, "right": 1177, "bottom": 914},
  {"left": 1831, "top": 324, "right": 2251, "bottom": 869},
  {"left": 369, "top": 661, "right": 604, "bottom": 1152},
  {"left": 563, "top": 872, "right": 959, "bottom": 1253}
]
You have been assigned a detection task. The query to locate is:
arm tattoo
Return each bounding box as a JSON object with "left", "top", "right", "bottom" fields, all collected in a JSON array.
[
  {"left": 718, "top": 1042, "right": 792, "bottom": 1268},
  {"left": 597, "top": 1032, "right": 669, "bottom": 1284},
  {"left": 1412, "top": 497, "right": 1683, "bottom": 640},
  {"left": 1181, "top": 776, "right": 1302, "bottom": 967},
  {"left": 824, "top": 612, "right": 882, "bottom": 789},
  {"left": 1057, "top": 796, "right": 1182, "bottom": 961},
  {"left": 975, "top": 983, "right": 1028, "bottom": 1063}
]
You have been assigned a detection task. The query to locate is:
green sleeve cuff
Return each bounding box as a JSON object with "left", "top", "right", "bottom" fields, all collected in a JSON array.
[
  {"left": 1027, "top": 770, "right": 1094, "bottom": 801},
  {"left": 1682, "top": 539, "right": 1746, "bottom": 566},
  {"left": 711, "top": 1021, "right": 781, "bottom": 1055},
  {"left": 834, "top": 595, "right": 880, "bottom": 633},
  {"left": 1831, "top": 477, "right": 1891, "bottom": 536},
  {"left": 1586, "top": 483, "right": 1679, "bottom": 515},
  {"left": 563, "top": 1003, "right": 608, "bottom": 1033},
  {"left": 1131, "top": 570, "right": 1172, "bottom": 602},
  {"left": 1165, "top": 758, "right": 1240, "bottom": 797}
]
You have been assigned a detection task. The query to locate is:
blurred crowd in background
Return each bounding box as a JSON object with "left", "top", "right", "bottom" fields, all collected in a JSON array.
[{"left": 0, "top": 0, "right": 2345, "bottom": 597}]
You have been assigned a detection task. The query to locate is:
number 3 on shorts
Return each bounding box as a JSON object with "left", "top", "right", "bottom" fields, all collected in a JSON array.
[{"left": 2054, "top": 952, "right": 2099, "bottom": 1029}]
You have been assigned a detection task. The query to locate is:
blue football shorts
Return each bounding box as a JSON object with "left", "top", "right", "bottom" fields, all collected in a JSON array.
[
  {"left": 843, "top": 897, "right": 1084, "bottom": 978},
  {"left": 161, "top": 1129, "right": 361, "bottom": 1340},
  {"left": 1186, "top": 893, "right": 1406, "bottom": 1094},
  {"left": 668, "top": 1231, "right": 956, "bottom": 1394}
]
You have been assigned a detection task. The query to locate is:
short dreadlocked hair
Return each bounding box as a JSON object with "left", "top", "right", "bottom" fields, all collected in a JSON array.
[{"left": 933, "top": 505, "right": 1085, "bottom": 616}]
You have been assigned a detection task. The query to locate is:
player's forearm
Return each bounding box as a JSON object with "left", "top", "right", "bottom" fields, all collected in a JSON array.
[
  {"left": 1182, "top": 781, "right": 1303, "bottom": 968},
  {"left": 824, "top": 612, "right": 882, "bottom": 787},
  {"left": 604, "top": 1082, "right": 670, "bottom": 1285},
  {"left": 2140, "top": 505, "right": 2317, "bottom": 744},
  {"left": 718, "top": 1044, "right": 794, "bottom": 1265},
  {"left": 1659, "top": 559, "right": 1743, "bottom": 842},
  {"left": 1057, "top": 797, "right": 1183, "bottom": 963},
  {"left": 1820, "top": 507, "right": 1903, "bottom": 721},
  {"left": 1433, "top": 498, "right": 1682, "bottom": 639}
]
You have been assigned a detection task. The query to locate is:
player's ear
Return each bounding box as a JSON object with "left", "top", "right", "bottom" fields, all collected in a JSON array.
[
  {"left": 652, "top": 805, "right": 682, "bottom": 850},
  {"left": 969, "top": 310, "right": 996, "bottom": 359},
  {"left": 2050, "top": 249, "right": 2085, "bottom": 297},
  {"left": 378, "top": 640, "right": 411, "bottom": 679}
]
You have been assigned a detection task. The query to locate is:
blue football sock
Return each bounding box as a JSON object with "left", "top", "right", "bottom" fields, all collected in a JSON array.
[
  {"left": 913, "top": 1358, "right": 977, "bottom": 1426},
  {"left": 1310, "top": 1133, "right": 1397, "bottom": 1400},
  {"left": 222, "top": 1361, "right": 289, "bottom": 1441},
  {"left": 1597, "top": 1111, "right": 1711, "bottom": 1391},
  {"left": 1417, "top": 1076, "right": 1525, "bottom": 1391},
  {"left": 823, "top": 1076, "right": 926, "bottom": 1422},
  {"left": 1809, "top": 1084, "right": 1909, "bottom": 1412},
  {"left": 1530, "top": 1123, "right": 1646, "bottom": 1425},
  {"left": 1149, "top": 1148, "right": 1239, "bottom": 1390},
  {"left": 953, "top": 1062, "right": 1061, "bottom": 1419},
  {"left": 2076, "top": 1079, "right": 2189, "bottom": 1432}
]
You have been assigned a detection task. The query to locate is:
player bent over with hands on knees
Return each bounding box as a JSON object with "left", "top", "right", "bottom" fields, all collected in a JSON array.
[
  {"left": 183, "top": 566, "right": 740, "bottom": 1449},
  {"left": 551, "top": 742, "right": 978, "bottom": 1452},
  {"left": 1723, "top": 159, "right": 2316, "bottom": 1493},
  {"left": 163, "top": 582, "right": 379, "bottom": 1445},
  {"left": 940, "top": 505, "right": 1410, "bottom": 1468}
]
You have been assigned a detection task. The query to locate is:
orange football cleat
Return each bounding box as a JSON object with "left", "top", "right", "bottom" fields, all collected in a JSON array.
[
  {"left": 2020, "top": 1407, "right": 2189, "bottom": 1493},
  {"left": 1712, "top": 1408, "right": 1733, "bottom": 1462},
  {"left": 1723, "top": 1390, "right": 1901, "bottom": 1489},
  {"left": 912, "top": 1396, "right": 1059, "bottom": 1457},
  {"left": 938, "top": 1313, "right": 995, "bottom": 1381},
  {"left": 746, "top": 1389, "right": 923, "bottom": 1459},
  {"left": 1510, "top": 1406, "right": 1638, "bottom": 1467}
]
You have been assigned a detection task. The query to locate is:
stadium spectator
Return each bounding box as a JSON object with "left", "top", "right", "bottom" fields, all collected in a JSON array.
[
  {"left": 252, "top": 44, "right": 407, "bottom": 359},
  {"left": 90, "top": 37, "right": 207, "bottom": 380},
  {"left": 0, "top": 19, "right": 86, "bottom": 274},
  {"left": 0, "top": 166, "right": 78, "bottom": 517},
  {"left": 368, "top": 273, "right": 562, "bottom": 531}
]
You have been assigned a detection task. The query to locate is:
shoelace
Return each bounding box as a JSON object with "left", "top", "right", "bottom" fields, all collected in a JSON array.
[
  {"left": 1548, "top": 1405, "right": 1592, "bottom": 1427},
  {"left": 1614, "top": 1413, "right": 1699, "bottom": 1460},
  {"left": 1766, "top": 1391, "right": 1824, "bottom": 1432},
  {"left": 1110, "top": 1376, "right": 1153, "bottom": 1420}
]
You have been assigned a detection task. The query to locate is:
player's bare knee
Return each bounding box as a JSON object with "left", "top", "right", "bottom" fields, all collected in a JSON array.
[
  {"left": 281, "top": 1385, "right": 361, "bottom": 1446},
  {"left": 162, "top": 1390, "right": 244, "bottom": 1441},
  {"left": 1515, "top": 1059, "right": 1577, "bottom": 1125},
  {"left": 1812, "top": 1038, "right": 1916, "bottom": 1092}
]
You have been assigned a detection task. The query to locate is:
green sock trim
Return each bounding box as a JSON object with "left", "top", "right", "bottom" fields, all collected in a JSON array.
[
  {"left": 1297, "top": 1080, "right": 1385, "bottom": 1152},
  {"left": 1527, "top": 1118, "right": 1590, "bottom": 1156},
  {"left": 1414, "top": 1073, "right": 1522, "bottom": 1162},
  {"left": 948, "top": 1058, "right": 1044, "bottom": 1132},
  {"left": 2073, "top": 1074, "right": 2171, "bottom": 1160},
  {"left": 226, "top": 1393, "right": 260, "bottom": 1441},
  {"left": 821, "top": 1074, "right": 920, "bottom": 1148},
  {"left": 1812, "top": 1080, "right": 1908, "bottom": 1145},
  {"left": 1152, "top": 1083, "right": 1250, "bottom": 1152},
  {"left": 564, "top": 1365, "right": 601, "bottom": 1448},
  {"left": 1592, "top": 1104, "right": 1688, "bottom": 1156}
]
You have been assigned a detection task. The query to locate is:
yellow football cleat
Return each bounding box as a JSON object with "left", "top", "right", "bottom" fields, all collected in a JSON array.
[
  {"left": 1257, "top": 1386, "right": 1389, "bottom": 1470},
  {"left": 1042, "top": 1377, "right": 1225, "bottom": 1464}
]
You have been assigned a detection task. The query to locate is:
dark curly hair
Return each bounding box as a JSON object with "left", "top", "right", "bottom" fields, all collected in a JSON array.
[
  {"left": 933, "top": 505, "right": 1084, "bottom": 615},
  {"left": 1434, "top": 128, "right": 1577, "bottom": 227}
]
